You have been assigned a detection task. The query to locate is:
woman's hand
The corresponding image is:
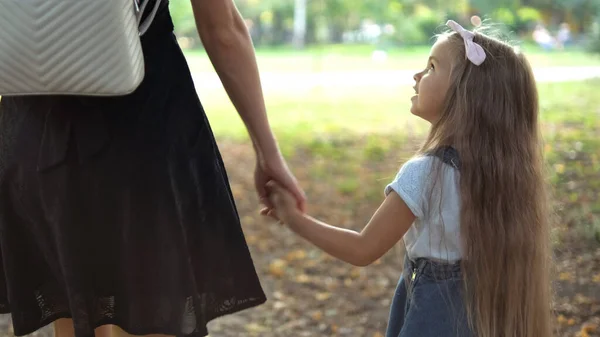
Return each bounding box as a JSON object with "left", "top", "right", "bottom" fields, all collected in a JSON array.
[
  {"left": 261, "top": 180, "right": 303, "bottom": 225},
  {"left": 255, "top": 153, "right": 306, "bottom": 214}
]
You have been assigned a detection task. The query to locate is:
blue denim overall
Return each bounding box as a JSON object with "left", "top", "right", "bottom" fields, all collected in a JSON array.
[{"left": 385, "top": 258, "right": 473, "bottom": 337}]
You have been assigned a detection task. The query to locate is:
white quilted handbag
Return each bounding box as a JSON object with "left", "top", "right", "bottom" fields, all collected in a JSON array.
[{"left": 0, "top": 0, "right": 162, "bottom": 97}]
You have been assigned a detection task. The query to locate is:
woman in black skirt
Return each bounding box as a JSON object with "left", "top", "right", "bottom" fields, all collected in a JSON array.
[{"left": 0, "top": 0, "right": 306, "bottom": 336}]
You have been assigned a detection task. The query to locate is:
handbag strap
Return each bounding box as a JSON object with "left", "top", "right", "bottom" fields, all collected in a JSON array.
[{"left": 136, "top": 0, "right": 163, "bottom": 36}]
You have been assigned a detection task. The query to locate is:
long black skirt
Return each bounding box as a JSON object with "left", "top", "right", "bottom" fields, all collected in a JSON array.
[{"left": 0, "top": 6, "right": 266, "bottom": 337}]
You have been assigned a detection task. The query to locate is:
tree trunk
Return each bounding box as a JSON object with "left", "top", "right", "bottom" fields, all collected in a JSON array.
[
  {"left": 272, "top": 10, "right": 287, "bottom": 46},
  {"left": 292, "top": 0, "right": 307, "bottom": 48},
  {"left": 251, "top": 15, "right": 264, "bottom": 46}
]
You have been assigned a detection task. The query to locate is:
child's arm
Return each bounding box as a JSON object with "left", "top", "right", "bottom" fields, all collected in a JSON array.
[{"left": 264, "top": 181, "right": 415, "bottom": 267}]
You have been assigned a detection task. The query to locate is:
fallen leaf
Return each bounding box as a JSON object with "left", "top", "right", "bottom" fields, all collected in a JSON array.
[
  {"left": 567, "top": 318, "right": 576, "bottom": 326},
  {"left": 257, "top": 240, "right": 270, "bottom": 252},
  {"left": 581, "top": 323, "right": 597, "bottom": 337},
  {"left": 557, "top": 315, "right": 568, "bottom": 325},
  {"left": 241, "top": 215, "right": 255, "bottom": 226},
  {"left": 559, "top": 272, "right": 573, "bottom": 281},
  {"left": 286, "top": 249, "right": 307, "bottom": 261},
  {"left": 245, "top": 323, "right": 267, "bottom": 333},
  {"left": 575, "top": 293, "right": 592, "bottom": 304},
  {"left": 273, "top": 301, "right": 286, "bottom": 310},
  {"left": 269, "top": 259, "right": 287, "bottom": 278},
  {"left": 350, "top": 267, "right": 362, "bottom": 279},
  {"left": 311, "top": 310, "right": 323, "bottom": 321},
  {"left": 246, "top": 235, "right": 259, "bottom": 245},
  {"left": 315, "top": 292, "right": 332, "bottom": 301},
  {"left": 373, "top": 332, "right": 385, "bottom": 337},
  {"left": 295, "top": 273, "right": 311, "bottom": 283}
]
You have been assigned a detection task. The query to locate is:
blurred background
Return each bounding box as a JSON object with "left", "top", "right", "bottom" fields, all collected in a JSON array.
[{"left": 3, "top": 0, "right": 600, "bottom": 336}]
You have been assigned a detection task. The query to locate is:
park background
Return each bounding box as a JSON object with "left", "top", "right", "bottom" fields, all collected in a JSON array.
[{"left": 3, "top": 0, "right": 600, "bottom": 336}]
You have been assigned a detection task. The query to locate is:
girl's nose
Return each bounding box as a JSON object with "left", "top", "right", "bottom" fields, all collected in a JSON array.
[{"left": 413, "top": 71, "right": 422, "bottom": 82}]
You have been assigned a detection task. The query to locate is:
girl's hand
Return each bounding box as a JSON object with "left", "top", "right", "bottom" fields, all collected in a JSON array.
[
  {"left": 255, "top": 153, "right": 306, "bottom": 213},
  {"left": 261, "top": 180, "right": 303, "bottom": 224}
]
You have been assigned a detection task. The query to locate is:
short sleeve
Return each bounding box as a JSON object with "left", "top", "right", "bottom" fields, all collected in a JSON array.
[{"left": 384, "top": 156, "right": 434, "bottom": 219}]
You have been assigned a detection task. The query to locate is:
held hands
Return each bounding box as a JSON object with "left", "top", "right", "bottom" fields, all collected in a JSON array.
[
  {"left": 260, "top": 180, "right": 303, "bottom": 226},
  {"left": 255, "top": 152, "right": 306, "bottom": 214}
]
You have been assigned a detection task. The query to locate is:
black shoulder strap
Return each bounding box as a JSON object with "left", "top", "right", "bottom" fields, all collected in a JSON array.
[{"left": 428, "top": 146, "right": 460, "bottom": 170}]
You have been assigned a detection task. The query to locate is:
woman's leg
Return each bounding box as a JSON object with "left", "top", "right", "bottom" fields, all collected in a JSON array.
[
  {"left": 54, "top": 319, "right": 75, "bottom": 337},
  {"left": 54, "top": 319, "right": 174, "bottom": 337}
]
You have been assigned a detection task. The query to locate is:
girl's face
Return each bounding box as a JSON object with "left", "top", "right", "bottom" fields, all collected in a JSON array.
[{"left": 411, "top": 38, "right": 454, "bottom": 123}]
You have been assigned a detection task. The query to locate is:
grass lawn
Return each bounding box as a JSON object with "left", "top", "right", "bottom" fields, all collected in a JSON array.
[
  {"left": 183, "top": 43, "right": 600, "bottom": 73},
  {"left": 199, "top": 78, "right": 600, "bottom": 146}
]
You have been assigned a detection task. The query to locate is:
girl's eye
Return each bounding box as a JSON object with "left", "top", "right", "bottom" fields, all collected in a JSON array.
[{"left": 428, "top": 63, "right": 435, "bottom": 71}]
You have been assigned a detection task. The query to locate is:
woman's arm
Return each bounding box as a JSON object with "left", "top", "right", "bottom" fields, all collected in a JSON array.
[
  {"left": 189, "top": 0, "right": 277, "bottom": 160},
  {"left": 189, "top": 0, "right": 306, "bottom": 211}
]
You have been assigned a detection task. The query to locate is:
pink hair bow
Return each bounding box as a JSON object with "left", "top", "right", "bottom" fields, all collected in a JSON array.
[{"left": 446, "top": 20, "right": 486, "bottom": 66}]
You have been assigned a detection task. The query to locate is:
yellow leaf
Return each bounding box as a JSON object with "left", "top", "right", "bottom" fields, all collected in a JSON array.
[
  {"left": 245, "top": 323, "right": 267, "bottom": 333},
  {"left": 246, "top": 235, "right": 258, "bottom": 245},
  {"left": 286, "top": 249, "right": 307, "bottom": 261},
  {"left": 592, "top": 273, "right": 600, "bottom": 283},
  {"left": 241, "top": 215, "right": 255, "bottom": 226},
  {"left": 230, "top": 183, "right": 244, "bottom": 199},
  {"left": 311, "top": 310, "right": 323, "bottom": 321},
  {"left": 350, "top": 267, "right": 362, "bottom": 279},
  {"left": 569, "top": 192, "right": 578, "bottom": 203},
  {"left": 305, "top": 259, "right": 318, "bottom": 268},
  {"left": 315, "top": 292, "right": 332, "bottom": 301},
  {"left": 268, "top": 259, "right": 287, "bottom": 278},
  {"left": 373, "top": 332, "right": 385, "bottom": 337},
  {"left": 558, "top": 272, "right": 573, "bottom": 281},
  {"left": 581, "top": 324, "right": 597, "bottom": 337},
  {"left": 257, "top": 241, "right": 270, "bottom": 252},
  {"left": 575, "top": 293, "right": 592, "bottom": 304},
  {"left": 295, "top": 274, "right": 311, "bottom": 283},
  {"left": 557, "top": 315, "right": 567, "bottom": 324},
  {"left": 273, "top": 301, "right": 286, "bottom": 310}
]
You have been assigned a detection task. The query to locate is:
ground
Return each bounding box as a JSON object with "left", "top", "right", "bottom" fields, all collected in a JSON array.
[
  {"left": 1, "top": 46, "right": 600, "bottom": 337},
  {"left": 203, "top": 136, "right": 600, "bottom": 337}
]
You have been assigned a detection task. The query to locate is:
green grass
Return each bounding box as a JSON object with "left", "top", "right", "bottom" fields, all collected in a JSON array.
[
  {"left": 188, "top": 43, "right": 600, "bottom": 150},
  {"left": 200, "top": 79, "right": 600, "bottom": 145},
  {"left": 183, "top": 43, "right": 600, "bottom": 73}
]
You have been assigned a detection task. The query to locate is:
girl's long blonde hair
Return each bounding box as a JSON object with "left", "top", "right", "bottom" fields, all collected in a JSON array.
[{"left": 418, "top": 30, "right": 553, "bottom": 337}]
